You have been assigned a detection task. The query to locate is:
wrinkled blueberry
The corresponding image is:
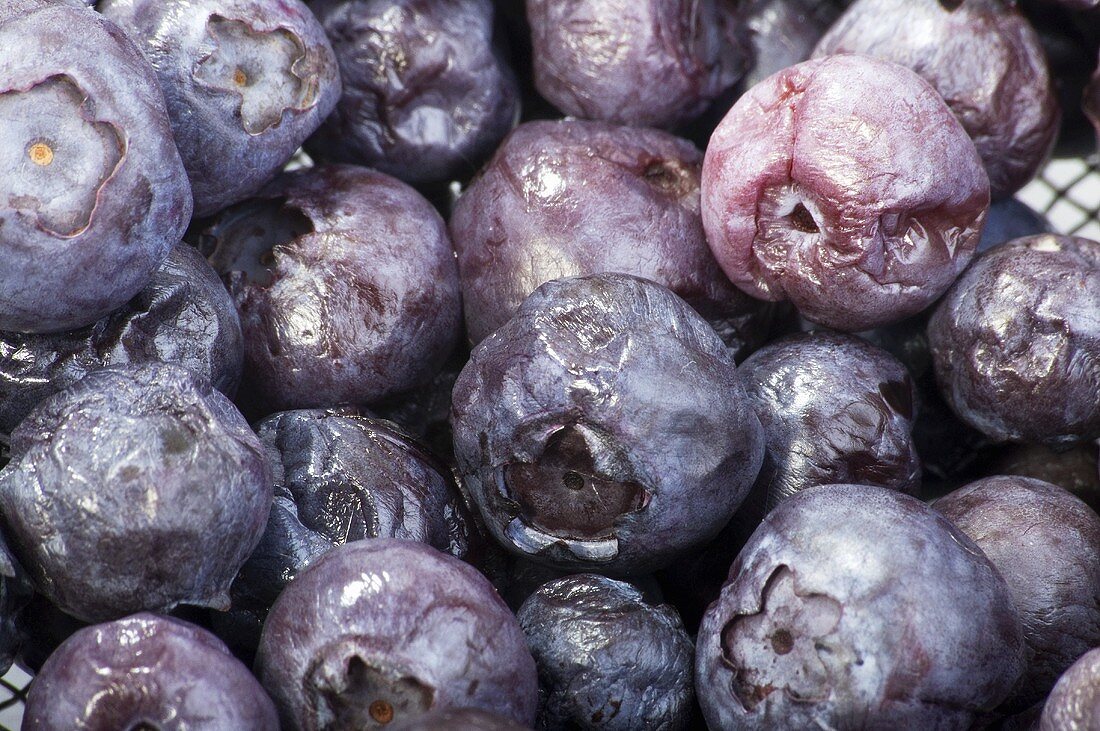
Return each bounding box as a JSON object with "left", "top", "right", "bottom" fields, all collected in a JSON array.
[
  {"left": 525, "top": 0, "right": 749, "bottom": 129},
  {"left": 1041, "top": 647, "right": 1100, "bottom": 730},
  {"left": 517, "top": 574, "right": 694, "bottom": 730},
  {"left": 740, "top": 332, "right": 921, "bottom": 509},
  {"left": 0, "top": 243, "right": 244, "bottom": 437},
  {"left": 0, "top": 0, "right": 88, "bottom": 23},
  {"left": 99, "top": 0, "right": 341, "bottom": 217},
  {"left": 450, "top": 119, "right": 777, "bottom": 353},
  {"left": 390, "top": 707, "right": 531, "bottom": 730},
  {"left": 199, "top": 164, "right": 462, "bottom": 415},
  {"left": 814, "top": 0, "right": 1059, "bottom": 198},
  {"left": 978, "top": 198, "right": 1053, "bottom": 253},
  {"left": 24, "top": 613, "right": 279, "bottom": 730},
  {"left": 696, "top": 484, "right": 1025, "bottom": 729},
  {"left": 256, "top": 538, "right": 538, "bottom": 729},
  {"left": 307, "top": 0, "right": 519, "bottom": 188},
  {"left": 928, "top": 234, "right": 1100, "bottom": 448},
  {"left": 451, "top": 274, "right": 765, "bottom": 575},
  {"left": 736, "top": 0, "right": 842, "bottom": 90},
  {"left": 986, "top": 442, "right": 1100, "bottom": 513},
  {"left": 702, "top": 54, "right": 989, "bottom": 331},
  {"left": 0, "top": 362, "right": 271, "bottom": 622},
  {"left": 0, "top": 3, "right": 192, "bottom": 333}
]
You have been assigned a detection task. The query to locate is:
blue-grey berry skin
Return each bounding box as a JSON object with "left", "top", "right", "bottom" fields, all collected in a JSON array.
[
  {"left": 307, "top": 0, "right": 519, "bottom": 188},
  {"left": 977, "top": 198, "right": 1052, "bottom": 253},
  {"left": 256, "top": 538, "right": 538, "bottom": 730},
  {"left": 391, "top": 708, "right": 532, "bottom": 730},
  {"left": 0, "top": 243, "right": 244, "bottom": 437},
  {"left": 24, "top": 613, "right": 279, "bottom": 730},
  {"left": 934, "top": 476, "right": 1100, "bottom": 712},
  {"left": 98, "top": 0, "right": 341, "bottom": 217},
  {"left": 517, "top": 574, "right": 694, "bottom": 731},
  {"left": 0, "top": 362, "right": 271, "bottom": 623},
  {"left": 1041, "top": 647, "right": 1100, "bottom": 731},
  {"left": 451, "top": 274, "right": 765, "bottom": 576},
  {"left": 0, "top": 0, "right": 88, "bottom": 23},
  {"left": 736, "top": 0, "right": 842, "bottom": 91},
  {"left": 0, "top": 4, "right": 192, "bottom": 334},
  {"left": 739, "top": 332, "right": 921, "bottom": 510},
  {"left": 696, "top": 484, "right": 1025, "bottom": 730}
]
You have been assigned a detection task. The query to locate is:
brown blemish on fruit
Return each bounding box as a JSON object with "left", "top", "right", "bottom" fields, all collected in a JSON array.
[
  {"left": 28, "top": 141, "right": 53, "bottom": 166},
  {"left": 368, "top": 700, "right": 394, "bottom": 724}
]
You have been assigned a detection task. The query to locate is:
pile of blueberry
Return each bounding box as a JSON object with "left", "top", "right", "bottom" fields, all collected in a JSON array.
[{"left": 2, "top": 0, "right": 1100, "bottom": 729}]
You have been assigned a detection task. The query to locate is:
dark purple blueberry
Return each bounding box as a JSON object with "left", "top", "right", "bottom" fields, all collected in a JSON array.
[
  {"left": 450, "top": 118, "right": 776, "bottom": 354},
  {"left": 927, "top": 234, "right": 1100, "bottom": 448},
  {"left": 0, "top": 243, "right": 244, "bottom": 437},
  {"left": 978, "top": 198, "right": 1053, "bottom": 253},
  {"left": 24, "top": 613, "right": 279, "bottom": 730},
  {"left": 986, "top": 442, "right": 1100, "bottom": 513},
  {"left": 0, "top": 532, "right": 30, "bottom": 676},
  {"left": 199, "top": 164, "right": 462, "bottom": 415},
  {"left": 934, "top": 476, "right": 1100, "bottom": 711},
  {"left": 735, "top": 0, "right": 843, "bottom": 90},
  {"left": 0, "top": 4, "right": 192, "bottom": 334},
  {"left": 1041, "top": 647, "right": 1100, "bottom": 730},
  {"left": 98, "top": 0, "right": 341, "bottom": 217},
  {"left": 696, "top": 484, "right": 1025, "bottom": 729},
  {"left": 525, "top": 0, "right": 749, "bottom": 129},
  {"left": 517, "top": 574, "right": 694, "bottom": 730},
  {"left": 740, "top": 332, "right": 921, "bottom": 509},
  {"left": 451, "top": 274, "right": 765, "bottom": 575},
  {"left": 307, "top": 0, "right": 519, "bottom": 188},
  {"left": 0, "top": 362, "right": 271, "bottom": 622},
  {"left": 702, "top": 54, "right": 989, "bottom": 332},
  {"left": 814, "top": 0, "right": 1059, "bottom": 199},
  {"left": 391, "top": 708, "right": 531, "bottom": 730},
  {"left": 256, "top": 539, "right": 538, "bottom": 729}
]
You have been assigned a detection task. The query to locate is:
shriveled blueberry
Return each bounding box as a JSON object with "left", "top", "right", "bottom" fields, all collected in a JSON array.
[
  {"left": 525, "top": 0, "right": 749, "bottom": 129},
  {"left": 451, "top": 274, "right": 765, "bottom": 575},
  {"left": 256, "top": 539, "right": 538, "bottom": 729},
  {"left": 0, "top": 243, "right": 243, "bottom": 437},
  {"left": 199, "top": 165, "right": 462, "bottom": 415},
  {"left": 736, "top": 0, "right": 843, "bottom": 90},
  {"left": 814, "top": 0, "right": 1059, "bottom": 198},
  {"left": 24, "top": 613, "right": 278, "bottom": 730},
  {"left": 697, "top": 484, "right": 1025, "bottom": 729},
  {"left": 0, "top": 0, "right": 88, "bottom": 23},
  {"left": 740, "top": 332, "right": 921, "bottom": 509},
  {"left": 978, "top": 198, "right": 1053, "bottom": 253},
  {"left": 307, "top": 0, "right": 519, "bottom": 188},
  {"left": 98, "top": 0, "right": 341, "bottom": 216},
  {"left": 390, "top": 708, "right": 531, "bottom": 730},
  {"left": 0, "top": 362, "right": 271, "bottom": 622},
  {"left": 518, "top": 574, "right": 694, "bottom": 730},
  {"left": 987, "top": 443, "right": 1100, "bottom": 513},
  {"left": 702, "top": 54, "right": 989, "bottom": 331},
  {"left": 928, "top": 234, "right": 1100, "bottom": 448},
  {"left": 1041, "top": 647, "right": 1100, "bottom": 730},
  {"left": 934, "top": 476, "right": 1100, "bottom": 711},
  {"left": 0, "top": 3, "right": 192, "bottom": 334},
  {"left": 450, "top": 119, "right": 776, "bottom": 354}
]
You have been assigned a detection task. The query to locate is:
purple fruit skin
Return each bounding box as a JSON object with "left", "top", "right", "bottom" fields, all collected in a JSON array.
[
  {"left": 696, "top": 484, "right": 1025, "bottom": 730},
  {"left": 928, "top": 234, "right": 1100, "bottom": 448},
  {"left": 450, "top": 118, "right": 775, "bottom": 353},
  {"left": 1041, "top": 647, "right": 1100, "bottom": 730},
  {"left": 702, "top": 54, "right": 989, "bottom": 332},
  {"left": 0, "top": 0, "right": 88, "bottom": 22},
  {"left": 255, "top": 539, "right": 538, "bottom": 728},
  {"left": 0, "top": 4, "right": 192, "bottom": 334},
  {"left": 24, "top": 613, "right": 279, "bottom": 730},
  {"left": 307, "top": 0, "right": 519, "bottom": 187},
  {"left": 0, "top": 362, "right": 271, "bottom": 622},
  {"left": 739, "top": 332, "right": 921, "bottom": 509},
  {"left": 517, "top": 574, "right": 695, "bottom": 731},
  {"left": 0, "top": 243, "right": 244, "bottom": 436},
  {"left": 987, "top": 443, "right": 1100, "bottom": 514},
  {"left": 390, "top": 708, "right": 531, "bottom": 731},
  {"left": 814, "top": 0, "right": 1059, "bottom": 199},
  {"left": 934, "top": 476, "right": 1100, "bottom": 711},
  {"left": 525, "top": 0, "right": 749, "bottom": 129},
  {"left": 203, "top": 164, "right": 462, "bottom": 414},
  {"left": 98, "top": 0, "right": 341, "bottom": 216},
  {"left": 736, "top": 0, "right": 843, "bottom": 90},
  {"left": 451, "top": 274, "right": 765, "bottom": 575}
]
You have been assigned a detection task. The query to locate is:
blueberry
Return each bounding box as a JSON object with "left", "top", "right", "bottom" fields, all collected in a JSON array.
[
  {"left": 450, "top": 118, "right": 777, "bottom": 354},
  {"left": 24, "top": 613, "right": 279, "bottom": 730},
  {"left": 307, "top": 0, "right": 519, "bottom": 188},
  {"left": 702, "top": 54, "right": 989, "bottom": 331},
  {"left": 0, "top": 3, "right": 192, "bottom": 333},
  {"left": 390, "top": 708, "right": 531, "bottom": 730},
  {"left": 928, "top": 234, "right": 1100, "bottom": 448},
  {"left": 977, "top": 198, "right": 1053, "bottom": 253},
  {"left": 986, "top": 442, "right": 1100, "bottom": 513},
  {"left": 1041, "top": 647, "right": 1100, "bottom": 730},
  {"left": 696, "top": 484, "right": 1025, "bottom": 729},
  {"left": 98, "top": 0, "right": 341, "bottom": 216},
  {"left": 0, "top": 243, "right": 244, "bottom": 437},
  {"left": 255, "top": 538, "right": 538, "bottom": 729},
  {"left": 517, "top": 574, "right": 694, "bottom": 730},
  {"left": 934, "top": 476, "right": 1100, "bottom": 711},
  {"left": 736, "top": 0, "right": 843, "bottom": 90},
  {"left": 451, "top": 274, "right": 765, "bottom": 575},
  {"left": 0, "top": 531, "right": 30, "bottom": 676},
  {"left": 0, "top": 362, "right": 271, "bottom": 622}
]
